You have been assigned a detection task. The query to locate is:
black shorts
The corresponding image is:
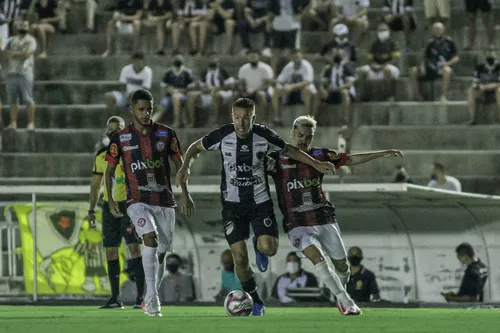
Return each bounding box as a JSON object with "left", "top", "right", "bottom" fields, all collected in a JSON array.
[
  {"left": 222, "top": 200, "right": 279, "bottom": 245},
  {"left": 272, "top": 29, "right": 298, "bottom": 50},
  {"left": 465, "top": 0, "right": 492, "bottom": 13},
  {"left": 213, "top": 14, "right": 227, "bottom": 35},
  {"left": 323, "top": 91, "right": 355, "bottom": 104},
  {"left": 387, "top": 15, "right": 417, "bottom": 31},
  {"left": 102, "top": 201, "right": 140, "bottom": 248}
]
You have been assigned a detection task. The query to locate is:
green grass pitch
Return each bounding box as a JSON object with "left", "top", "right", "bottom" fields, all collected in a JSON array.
[{"left": 0, "top": 306, "right": 499, "bottom": 333}]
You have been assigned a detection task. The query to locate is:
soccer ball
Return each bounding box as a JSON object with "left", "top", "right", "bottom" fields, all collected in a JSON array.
[{"left": 224, "top": 290, "right": 254, "bottom": 316}]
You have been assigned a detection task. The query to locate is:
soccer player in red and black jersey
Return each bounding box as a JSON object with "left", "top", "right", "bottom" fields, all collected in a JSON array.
[
  {"left": 269, "top": 115, "right": 403, "bottom": 316},
  {"left": 105, "top": 89, "right": 194, "bottom": 317}
]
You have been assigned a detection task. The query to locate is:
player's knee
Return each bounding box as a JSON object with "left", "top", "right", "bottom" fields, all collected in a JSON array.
[
  {"left": 258, "top": 240, "right": 278, "bottom": 257},
  {"left": 105, "top": 247, "right": 119, "bottom": 260},
  {"left": 142, "top": 232, "right": 158, "bottom": 247},
  {"left": 127, "top": 243, "right": 141, "bottom": 258}
]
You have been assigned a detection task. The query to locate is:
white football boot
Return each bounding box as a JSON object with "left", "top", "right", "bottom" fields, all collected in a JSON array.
[{"left": 143, "top": 295, "right": 162, "bottom": 317}]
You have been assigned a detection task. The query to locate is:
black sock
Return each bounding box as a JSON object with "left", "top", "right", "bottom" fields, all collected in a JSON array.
[
  {"left": 126, "top": 258, "right": 136, "bottom": 281},
  {"left": 107, "top": 259, "right": 120, "bottom": 298},
  {"left": 132, "top": 256, "right": 145, "bottom": 298},
  {"left": 241, "top": 277, "right": 264, "bottom": 305}
]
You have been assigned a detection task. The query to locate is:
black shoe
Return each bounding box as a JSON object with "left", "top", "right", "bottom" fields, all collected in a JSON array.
[
  {"left": 133, "top": 296, "right": 144, "bottom": 309},
  {"left": 99, "top": 297, "right": 124, "bottom": 309}
]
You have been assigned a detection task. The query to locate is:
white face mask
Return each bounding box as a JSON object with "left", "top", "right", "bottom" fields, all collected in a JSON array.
[
  {"left": 102, "top": 136, "right": 110, "bottom": 147},
  {"left": 378, "top": 31, "right": 390, "bottom": 41},
  {"left": 286, "top": 262, "right": 300, "bottom": 275}
]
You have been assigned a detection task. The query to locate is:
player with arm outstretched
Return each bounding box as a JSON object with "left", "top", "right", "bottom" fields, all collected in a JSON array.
[
  {"left": 175, "top": 98, "right": 335, "bottom": 316},
  {"left": 105, "top": 89, "right": 194, "bottom": 317},
  {"left": 268, "top": 115, "right": 403, "bottom": 316}
]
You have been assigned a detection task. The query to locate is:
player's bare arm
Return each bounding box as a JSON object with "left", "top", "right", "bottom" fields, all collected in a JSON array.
[
  {"left": 88, "top": 174, "right": 103, "bottom": 228},
  {"left": 345, "top": 149, "right": 404, "bottom": 166},
  {"left": 282, "top": 143, "right": 336, "bottom": 175},
  {"left": 176, "top": 139, "right": 204, "bottom": 187},
  {"left": 104, "top": 162, "right": 123, "bottom": 218},
  {"left": 172, "top": 155, "right": 195, "bottom": 217}
]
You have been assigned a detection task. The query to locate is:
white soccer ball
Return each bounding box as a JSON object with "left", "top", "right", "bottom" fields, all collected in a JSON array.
[{"left": 224, "top": 290, "right": 254, "bottom": 316}]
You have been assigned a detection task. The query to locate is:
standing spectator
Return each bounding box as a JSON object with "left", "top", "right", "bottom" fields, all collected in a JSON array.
[
  {"left": 424, "top": 0, "right": 450, "bottom": 26},
  {"left": 318, "top": 50, "right": 356, "bottom": 125},
  {"left": 156, "top": 52, "right": 198, "bottom": 127},
  {"left": 104, "top": 53, "right": 152, "bottom": 117},
  {"left": 346, "top": 246, "right": 380, "bottom": 303},
  {"left": 269, "top": 0, "right": 311, "bottom": 75},
  {"left": 393, "top": 165, "right": 413, "bottom": 183},
  {"left": 382, "top": 0, "right": 416, "bottom": 52},
  {"left": 237, "top": 0, "right": 271, "bottom": 57},
  {"left": 320, "top": 23, "right": 357, "bottom": 64},
  {"left": 358, "top": 22, "right": 400, "bottom": 101},
  {"left": 214, "top": 249, "right": 242, "bottom": 303},
  {"left": 198, "top": 53, "right": 235, "bottom": 126},
  {"left": 102, "top": 0, "right": 143, "bottom": 57},
  {"left": 4, "top": 19, "right": 36, "bottom": 130},
  {"left": 428, "top": 162, "right": 462, "bottom": 192},
  {"left": 207, "top": 0, "right": 235, "bottom": 54},
  {"left": 441, "top": 243, "right": 488, "bottom": 302},
  {"left": 83, "top": 0, "right": 97, "bottom": 32},
  {"left": 330, "top": 0, "right": 369, "bottom": 44},
  {"left": 171, "top": 0, "right": 209, "bottom": 55},
  {"left": 29, "top": 0, "right": 64, "bottom": 58},
  {"left": 271, "top": 252, "right": 318, "bottom": 304},
  {"left": 464, "top": 0, "right": 494, "bottom": 51},
  {"left": 409, "top": 22, "right": 459, "bottom": 102},
  {"left": 273, "top": 49, "right": 316, "bottom": 124},
  {"left": 158, "top": 253, "right": 196, "bottom": 303},
  {"left": 143, "top": 0, "right": 173, "bottom": 55},
  {"left": 467, "top": 50, "right": 500, "bottom": 125}
]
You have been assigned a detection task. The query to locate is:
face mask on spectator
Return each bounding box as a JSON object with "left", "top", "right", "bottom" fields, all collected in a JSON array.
[
  {"left": 348, "top": 256, "right": 362, "bottom": 266},
  {"left": 487, "top": 56, "right": 496, "bottom": 66},
  {"left": 378, "top": 30, "right": 390, "bottom": 41},
  {"left": 333, "top": 54, "right": 343, "bottom": 64},
  {"left": 286, "top": 262, "right": 300, "bottom": 274},
  {"left": 250, "top": 61, "right": 259, "bottom": 67},
  {"left": 166, "top": 262, "right": 179, "bottom": 273},
  {"left": 335, "top": 37, "right": 348, "bottom": 45},
  {"left": 209, "top": 61, "right": 217, "bottom": 69},
  {"left": 18, "top": 29, "right": 28, "bottom": 35},
  {"left": 173, "top": 59, "right": 183, "bottom": 67}
]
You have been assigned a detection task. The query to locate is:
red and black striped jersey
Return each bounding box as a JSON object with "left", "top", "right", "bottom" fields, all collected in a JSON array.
[
  {"left": 270, "top": 148, "right": 348, "bottom": 232},
  {"left": 105, "top": 122, "right": 183, "bottom": 208}
]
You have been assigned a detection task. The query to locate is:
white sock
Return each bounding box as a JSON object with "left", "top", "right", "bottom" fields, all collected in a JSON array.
[
  {"left": 156, "top": 258, "right": 165, "bottom": 291},
  {"left": 142, "top": 246, "right": 159, "bottom": 298},
  {"left": 335, "top": 268, "right": 351, "bottom": 287},
  {"left": 315, "top": 261, "right": 350, "bottom": 302}
]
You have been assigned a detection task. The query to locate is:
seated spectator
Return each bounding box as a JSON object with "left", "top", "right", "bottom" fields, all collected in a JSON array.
[
  {"left": 320, "top": 23, "right": 357, "bottom": 64},
  {"left": 158, "top": 253, "right": 196, "bottom": 303},
  {"left": 143, "top": 0, "right": 173, "bottom": 55},
  {"left": 358, "top": 22, "right": 400, "bottom": 101},
  {"left": 104, "top": 53, "right": 152, "bottom": 117},
  {"left": 156, "top": 52, "right": 198, "bottom": 127},
  {"left": 273, "top": 49, "right": 316, "bottom": 124},
  {"left": 427, "top": 162, "right": 462, "bottom": 192},
  {"left": 171, "top": 0, "right": 209, "bottom": 55},
  {"left": 30, "top": 0, "right": 64, "bottom": 58},
  {"left": 237, "top": 0, "right": 271, "bottom": 57},
  {"left": 409, "top": 22, "right": 459, "bottom": 102},
  {"left": 207, "top": 0, "right": 235, "bottom": 54},
  {"left": 424, "top": 0, "right": 450, "bottom": 26},
  {"left": 269, "top": 0, "right": 311, "bottom": 74},
  {"left": 393, "top": 165, "right": 413, "bottom": 183},
  {"left": 302, "top": 0, "right": 332, "bottom": 30},
  {"left": 198, "top": 53, "right": 235, "bottom": 126},
  {"left": 441, "top": 243, "right": 488, "bottom": 302},
  {"left": 382, "top": 0, "right": 416, "bottom": 52},
  {"left": 318, "top": 50, "right": 356, "bottom": 125},
  {"left": 330, "top": 0, "right": 369, "bottom": 44},
  {"left": 465, "top": 0, "right": 494, "bottom": 51},
  {"left": 214, "top": 249, "right": 242, "bottom": 303},
  {"left": 346, "top": 246, "right": 380, "bottom": 302},
  {"left": 467, "top": 50, "right": 500, "bottom": 125},
  {"left": 102, "top": 0, "right": 143, "bottom": 57},
  {"left": 271, "top": 251, "right": 318, "bottom": 304},
  {"left": 236, "top": 49, "right": 274, "bottom": 121}
]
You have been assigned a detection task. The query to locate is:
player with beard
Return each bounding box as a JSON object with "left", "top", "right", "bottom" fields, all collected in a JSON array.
[{"left": 268, "top": 115, "right": 403, "bottom": 315}]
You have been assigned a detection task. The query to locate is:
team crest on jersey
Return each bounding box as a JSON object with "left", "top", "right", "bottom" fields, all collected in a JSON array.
[
  {"left": 224, "top": 221, "right": 234, "bottom": 235},
  {"left": 171, "top": 137, "right": 179, "bottom": 152},
  {"left": 156, "top": 131, "right": 167, "bottom": 137},
  {"left": 109, "top": 143, "right": 119, "bottom": 157},
  {"left": 294, "top": 237, "right": 301, "bottom": 248},
  {"left": 120, "top": 134, "right": 132, "bottom": 142},
  {"left": 263, "top": 217, "right": 273, "bottom": 227},
  {"left": 137, "top": 218, "right": 146, "bottom": 227},
  {"left": 240, "top": 145, "right": 249, "bottom": 152},
  {"left": 49, "top": 210, "right": 77, "bottom": 241},
  {"left": 155, "top": 140, "right": 166, "bottom": 152}
]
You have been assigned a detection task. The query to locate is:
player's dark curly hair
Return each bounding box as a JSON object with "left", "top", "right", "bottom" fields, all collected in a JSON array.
[
  {"left": 131, "top": 89, "right": 154, "bottom": 104},
  {"left": 456, "top": 243, "right": 474, "bottom": 258},
  {"left": 166, "top": 253, "right": 182, "bottom": 263},
  {"left": 232, "top": 98, "right": 255, "bottom": 111}
]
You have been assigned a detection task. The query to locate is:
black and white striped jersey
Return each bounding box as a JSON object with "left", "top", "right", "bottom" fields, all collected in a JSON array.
[{"left": 201, "top": 123, "right": 287, "bottom": 204}]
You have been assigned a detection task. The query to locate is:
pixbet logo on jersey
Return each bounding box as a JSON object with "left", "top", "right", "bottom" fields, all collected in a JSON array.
[
  {"left": 228, "top": 163, "right": 261, "bottom": 172},
  {"left": 130, "top": 159, "right": 163, "bottom": 173},
  {"left": 286, "top": 178, "right": 321, "bottom": 192}
]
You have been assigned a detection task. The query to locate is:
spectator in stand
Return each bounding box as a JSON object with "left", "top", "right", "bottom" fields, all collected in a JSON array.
[
  {"left": 317, "top": 49, "right": 356, "bottom": 126},
  {"left": 382, "top": 0, "right": 416, "bottom": 53},
  {"left": 427, "top": 162, "right": 462, "bottom": 192},
  {"left": 102, "top": 0, "right": 143, "bottom": 57},
  {"left": 29, "top": 0, "right": 64, "bottom": 58},
  {"left": 156, "top": 52, "right": 198, "bottom": 128},
  {"left": 346, "top": 246, "right": 380, "bottom": 303},
  {"left": 320, "top": 23, "right": 357, "bottom": 64},
  {"left": 409, "top": 22, "right": 459, "bottom": 102},
  {"left": 464, "top": 0, "right": 494, "bottom": 51},
  {"left": 393, "top": 165, "right": 413, "bottom": 183},
  {"left": 237, "top": 0, "right": 271, "bottom": 57},
  {"left": 269, "top": 0, "right": 311, "bottom": 75},
  {"left": 424, "top": 0, "right": 450, "bottom": 26},
  {"left": 214, "top": 249, "right": 242, "bottom": 303},
  {"left": 198, "top": 53, "right": 235, "bottom": 126},
  {"left": 302, "top": 0, "right": 332, "bottom": 30},
  {"left": 83, "top": 0, "right": 97, "bottom": 33},
  {"left": 273, "top": 49, "right": 316, "bottom": 124},
  {"left": 467, "top": 50, "right": 500, "bottom": 125},
  {"left": 330, "top": 0, "right": 369, "bottom": 44},
  {"left": 207, "top": 0, "right": 235, "bottom": 54},
  {"left": 104, "top": 53, "right": 152, "bottom": 117},
  {"left": 236, "top": 49, "right": 274, "bottom": 121},
  {"left": 358, "top": 22, "right": 400, "bottom": 101},
  {"left": 143, "top": 0, "right": 173, "bottom": 55},
  {"left": 171, "top": 0, "right": 210, "bottom": 55},
  {"left": 4, "top": 19, "right": 36, "bottom": 130},
  {"left": 158, "top": 253, "right": 196, "bottom": 303}
]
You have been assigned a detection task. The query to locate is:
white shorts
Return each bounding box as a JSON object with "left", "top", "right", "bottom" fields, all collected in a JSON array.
[
  {"left": 201, "top": 90, "right": 234, "bottom": 108},
  {"left": 114, "top": 12, "right": 134, "bottom": 34},
  {"left": 110, "top": 91, "right": 128, "bottom": 108},
  {"left": 288, "top": 223, "right": 347, "bottom": 260},
  {"left": 126, "top": 202, "right": 176, "bottom": 253},
  {"left": 362, "top": 64, "right": 400, "bottom": 80}
]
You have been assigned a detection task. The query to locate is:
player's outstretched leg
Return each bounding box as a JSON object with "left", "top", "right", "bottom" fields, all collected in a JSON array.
[{"left": 142, "top": 233, "right": 162, "bottom": 317}]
